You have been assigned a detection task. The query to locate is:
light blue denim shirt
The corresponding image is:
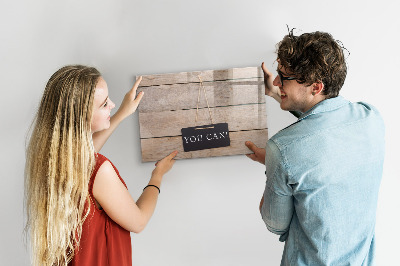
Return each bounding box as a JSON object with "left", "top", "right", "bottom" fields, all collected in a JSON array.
[{"left": 261, "top": 96, "right": 385, "bottom": 266}]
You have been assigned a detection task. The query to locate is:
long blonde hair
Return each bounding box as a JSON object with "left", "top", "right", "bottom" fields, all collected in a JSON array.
[{"left": 25, "top": 65, "right": 101, "bottom": 265}]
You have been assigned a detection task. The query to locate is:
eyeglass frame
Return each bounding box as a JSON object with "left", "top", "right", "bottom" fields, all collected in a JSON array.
[{"left": 277, "top": 69, "right": 297, "bottom": 86}]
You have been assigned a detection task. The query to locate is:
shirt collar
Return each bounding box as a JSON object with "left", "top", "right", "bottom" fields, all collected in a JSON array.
[{"left": 298, "top": 95, "right": 350, "bottom": 121}]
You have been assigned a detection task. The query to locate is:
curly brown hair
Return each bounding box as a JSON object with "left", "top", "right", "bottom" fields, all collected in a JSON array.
[{"left": 277, "top": 30, "right": 348, "bottom": 98}]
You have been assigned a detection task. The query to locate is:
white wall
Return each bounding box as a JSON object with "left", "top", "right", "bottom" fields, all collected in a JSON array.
[{"left": 1, "top": 0, "right": 399, "bottom": 265}]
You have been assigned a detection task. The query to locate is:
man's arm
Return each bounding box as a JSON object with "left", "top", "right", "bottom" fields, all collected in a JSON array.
[
  {"left": 261, "top": 62, "right": 281, "bottom": 102},
  {"left": 260, "top": 140, "right": 294, "bottom": 240},
  {"left": 245, "top": 139, "right": 294, "bottom": 239},
  {"left": 260, "top": 185, "right": 293, "bottom": 238},
  {"left": 259, "top": 195, "right": 264, "bottom": 211}
]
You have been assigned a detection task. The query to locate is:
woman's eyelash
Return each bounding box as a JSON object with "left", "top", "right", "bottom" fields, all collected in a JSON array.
[{"left": 103, "top": 101, "right": 108, "bottom": 107}]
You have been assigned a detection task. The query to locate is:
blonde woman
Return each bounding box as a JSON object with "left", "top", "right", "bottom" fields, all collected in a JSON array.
[{"left": 25, "top": 65, "right": 177, "bottom": 266}]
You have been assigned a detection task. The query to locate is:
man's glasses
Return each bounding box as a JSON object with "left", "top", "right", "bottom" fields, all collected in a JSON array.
[{"left": 277, "top": 70, "right": 297, "bottom": 86}]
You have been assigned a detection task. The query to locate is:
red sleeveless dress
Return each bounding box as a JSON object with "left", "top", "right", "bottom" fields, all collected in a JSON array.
[{"left": 69, "top": 153, "right": 132, "bottom": 266}]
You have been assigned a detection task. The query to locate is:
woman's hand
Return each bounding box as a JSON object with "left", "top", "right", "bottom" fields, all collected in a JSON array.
[
  {"left": 92, "top": 77, "right": 144, "bottom": 152},
  {"left": 262, "top": 62, "right": 281, "bottom": 103},
  {"left": 152, "top": 151, "right": 178, "bottom": 178},
  {"left": 115, "top": 76, "right": 144, "bottom": 120}
]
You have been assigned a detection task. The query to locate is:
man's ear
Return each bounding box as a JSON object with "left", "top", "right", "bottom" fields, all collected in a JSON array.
[{"left": 312, "top": 82, "right": 324, "bottom": 96}]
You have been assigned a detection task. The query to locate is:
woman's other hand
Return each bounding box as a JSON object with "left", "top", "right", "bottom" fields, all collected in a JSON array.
[{"left": 153, "top": 151, "right": 178, "bottom": 178}]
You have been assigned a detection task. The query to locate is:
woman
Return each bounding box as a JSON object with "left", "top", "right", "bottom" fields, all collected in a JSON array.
[{"left": 25, "top": 65, "right": 177, "bottom": 265}]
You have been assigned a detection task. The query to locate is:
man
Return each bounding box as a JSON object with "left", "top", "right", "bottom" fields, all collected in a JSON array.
[{"left": 246, "top": 31, "right": 385, "bottom": 265}]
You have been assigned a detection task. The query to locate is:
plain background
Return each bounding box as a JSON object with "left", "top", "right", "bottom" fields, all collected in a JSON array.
[{"left": 1, "top": 0, "right": 399, "bottom": 265}]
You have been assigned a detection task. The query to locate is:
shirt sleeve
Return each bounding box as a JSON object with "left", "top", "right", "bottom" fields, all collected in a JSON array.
[{"left": 260, "top": 139, "right": 294, "bottom": 241}]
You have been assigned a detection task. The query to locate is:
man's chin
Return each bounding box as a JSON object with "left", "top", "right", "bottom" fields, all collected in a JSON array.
[{"left": 279, "top": 103, "right": 290, "bottom": 111}]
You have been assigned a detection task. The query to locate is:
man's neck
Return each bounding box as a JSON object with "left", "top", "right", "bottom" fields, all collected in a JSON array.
[{"left": 301, "top": 95, "right": 327, "bottom": 113}]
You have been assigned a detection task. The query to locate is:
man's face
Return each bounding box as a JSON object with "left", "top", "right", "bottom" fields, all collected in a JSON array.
[{"left": 273, "top": 64, "right": 315, "bottom": 113}]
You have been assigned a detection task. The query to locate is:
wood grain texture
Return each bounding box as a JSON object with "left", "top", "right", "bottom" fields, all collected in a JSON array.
[
  {"left": 137, "top": 66, "right": 268, "bottom": 162},
  {"left": 140, "top": 129, "right": 268, "bottom": 162},
  {"left": 139, "top": 104, "right": 267, "bottom": 139},
  {"left": 138, "top": 78, "right": 265, "bottom": 113},
  {"left": 138, "top": 66, "right": 264, "bottom": 87}
]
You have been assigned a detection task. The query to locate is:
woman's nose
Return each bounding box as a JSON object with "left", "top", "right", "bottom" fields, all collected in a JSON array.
[{"left": 109, "top": 100, "right": 115, "bottom": 109}]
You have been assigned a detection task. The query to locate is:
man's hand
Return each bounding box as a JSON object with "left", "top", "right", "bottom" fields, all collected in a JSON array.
[
  {"left": 245, "top": 141, "right": 266, "bottom": 165},
  {"left": 262, "top": 62, "right": 281, "bottom": 103}
]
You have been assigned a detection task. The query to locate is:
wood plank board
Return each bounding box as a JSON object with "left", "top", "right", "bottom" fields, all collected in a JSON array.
[
  {"left": 139, "top": 104, "right": 267, "bottom": 139},
  {"left": 137, "top": 66, "right": 268, "bottom": 162},
  {"left": 139, "top": 67, "right": 264, "bottom": 87},
  {"left": 140, "top": 129, "right": 268, "bottom": 161},
  {"left": 139, "top": 79, "right": 265, "bottom": 113}
]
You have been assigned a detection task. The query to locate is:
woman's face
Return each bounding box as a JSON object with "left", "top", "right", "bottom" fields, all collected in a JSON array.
[{"left": 91, "top": 77, "right": 115, "bottom": 133}]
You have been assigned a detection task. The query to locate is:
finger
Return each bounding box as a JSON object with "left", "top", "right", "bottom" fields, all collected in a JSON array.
[
  {"left": 245, "top": 153, "right": 257, "bottom": 161},
  {"left": 245, "top": 141, "right": 259, "bottom": 152},
  {"left": 167, "top": 150, "right": 178, "bottom": 160},
  {"left": 130, "top": 76, "right": 143, "bottom": 95},
  {"left": 134, "top": 91, "right": 144, "bottom": 103},
  {"left": 161, "top": 151, "right": 177, "bottom": 162},
  {"left": 134, "top": 76, "right": 143, "bottom": 86},
  {"left": 261, "top": 62, "right": 272, "bottom": 76}
]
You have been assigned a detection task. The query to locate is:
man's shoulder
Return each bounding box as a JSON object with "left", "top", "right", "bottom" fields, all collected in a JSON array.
[
  {"left": 352, "top": 101, "right": 383, "bottom": 118},
  {"left": 269, "top": 98, "right": 384, "bottom": 148},
  {"left": 345, "top": 101, "right": 385, "bottom": 132},
  {"left": 269, "top": 121, "right": 306, "bottom": 150}
]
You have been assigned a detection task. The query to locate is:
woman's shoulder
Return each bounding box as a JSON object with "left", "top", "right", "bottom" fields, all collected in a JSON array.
[
  {"left": 90, "top": 154, "right": 115, "bottom": 194},
  {"left": 93, "top": 153, "right": 127, "bottom": 188},
  {"left": 95, "top": 153, "right": 108, "bottom": 164},
  {"left": 91, "top": 153, "right": 109, "bottom": 179}
]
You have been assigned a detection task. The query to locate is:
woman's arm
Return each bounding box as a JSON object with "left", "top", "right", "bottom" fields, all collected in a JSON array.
[
  {"left": 92, "top": 77, "right": 144, "bottom": 152},
  {"left": 93, "top": 151, "right": 178, "bottom": 233}
]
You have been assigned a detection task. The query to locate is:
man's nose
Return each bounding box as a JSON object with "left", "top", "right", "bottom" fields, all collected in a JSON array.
[{"left": 273, "top": 75, "right": 281, "bottom": 87}]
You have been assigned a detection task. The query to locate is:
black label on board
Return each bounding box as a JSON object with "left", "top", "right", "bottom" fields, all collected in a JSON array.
[{"left": 181, "top": 123, "right": 230, "bottom": 152}]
